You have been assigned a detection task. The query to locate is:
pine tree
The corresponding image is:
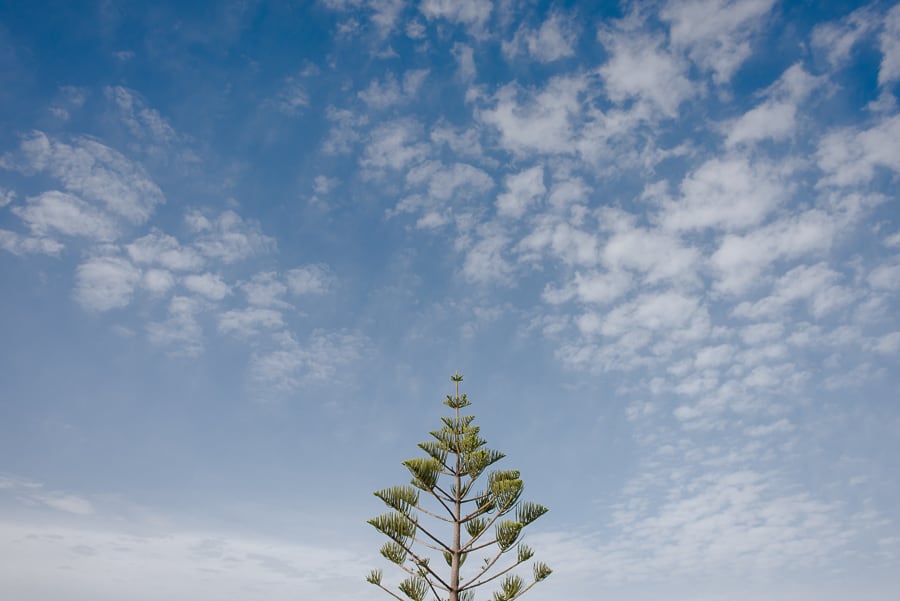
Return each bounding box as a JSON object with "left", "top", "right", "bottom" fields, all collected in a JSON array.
[{"left": 367, "top": 372, "right": 551, "bottom": 601}]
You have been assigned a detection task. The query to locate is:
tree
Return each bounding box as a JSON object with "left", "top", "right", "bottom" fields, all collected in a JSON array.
[{"left": 367, "top": 372, "right": 551, "bottom": 601}]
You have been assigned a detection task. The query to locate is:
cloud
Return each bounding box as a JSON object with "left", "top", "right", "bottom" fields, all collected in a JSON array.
[
  {"left": 461, "top": 222, "right": 513, "bottom": 285},
  {"left": 496, "top": 165, "right": 545, "bottom": 218},
  {"left": 74, "top": 255, "right": 142, "bottom": 312},
  {"left": 2, "top": 131, "right": 164, "bottom": 223},
  {"left": 357, "top": 69, "right": 429, "bottom": 110},
  {"left": 879, "top": 4, "right": 900, "bottom": 86},
  {"left": 725, "top": 63, "right": 822, "bottom": 147},
  {"left": 12, "top": 190, "right": 119, "bottom": 242},
  {"left": 141, "top": 268, "right": 175, "bottom": 296},
  {"left": 598, "top": 27, "right": 694, "bottom": 117},
  {"left": 0, "top": 519, "right": 369, "bottom": 601},
  {"left": 0, "top": 185, "right": 14, "bottom": 207},
  {"left": 478, "top": 74, "right": 589, "bottom": 155},
  {"left": 0, "top": 230, "right": 63, "bottom": 255},
  {"left": 733, "top": 262, "right": 856, "bottom": 320},
  {"left": 31, "top": 493, "right": 95, "bottom": 516},
  {"left": 451, "top": 43, "right": 476, "bottom": 81},
  {"left": 182, "top": 272, "right": 231, "bottom": 301},
  {"left": 419, "top": 0, "right": 492, "bottom": 35},
  {"left": 239, "top": 271, "right": 289, "bottom": 307},
  {"left": 503, "top": 11, "right": 579, "bottom": 63},
  {"left": 146, "top": 296, "right": 205, "bottom": 356},
  {"left": 285, "top": 264, "right": 335, "bottom": 296},
  {"left": 662, "top": 0, "right": 777, "bottom": 83},
  {"left": 659, "top": 156, "right": 791, "bottom": 232},
  {"left": 186, "top": 210, "right": 276, "bottom": 263},
  {"left": 250, "top": 330, "right": 368, "bottom": 398},
  {"left": 106, "top": 86, "right": 177, "bottom": 145},
  {"left": 127, "top": 231, "right": 205, "bottom": 271},
  {"left": 360, "top": 118, "right": 429, "bottom": 174},
  {"left": 218, "top": 308, "right": 284, "bottom": 339},
  {"left": 269, "top": 74, "right": 310, "bottom": 116},
  {"left": 811, "top": 4, "right": 878, "bottom": 67},
  {"left": 817, "top": 113, "right": 900, "bottom": 187},
  {"left": 710, "top": 209, "right": 840, "bottom": 295},
  {"left": 0, "top": 476, "right": 94, "bottom": 515}
]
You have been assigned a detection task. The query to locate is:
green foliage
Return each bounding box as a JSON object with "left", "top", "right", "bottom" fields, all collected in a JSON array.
[
  {"left": 465, "top": 516, "right": 487, "bottom": 538},
  {"left": 516, "top": 543, "right": 534, "bottom": 563},
  {"left": 495, "top": 520, "right": 524, "bottom": 551},
  {"left": 375, "top": 486, "right": 420, "bottom": 516},
  {"left": 367, "top": 372, "right": 551, "bottom": 601},
  {"left": 399, "top": 576, "right": 428, "bottom": 601},
  {"left": 368, "top": 511, "right": 416, "bottom": 544},
  {"left": 403, "top": 457, "right": 441, "bottom": 490},
  {"left": 367, "top": 569, "right": 383, "bottom": 585},
  {"left": 381, "top": 541, "right": 407, "bottom": 565},
  {"left": 532, "top": 562, "right": 552, "bottom": 582},
  {"left": 515, "top": 502, "right": 548, "bottom": 526},
  {"left": 492, "top": 574, "right": 525, "bottom": 601}
]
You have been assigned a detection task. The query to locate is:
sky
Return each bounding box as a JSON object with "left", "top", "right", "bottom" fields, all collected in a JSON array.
[{"left": 1, "top": 0, "right": 899, "bottom": 599}]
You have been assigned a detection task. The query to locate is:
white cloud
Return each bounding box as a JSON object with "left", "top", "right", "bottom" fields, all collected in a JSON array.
[
  {"left": 321, "top": 107, "right": 368, "bottom": 155},
  {"left": 250, "top": 330, "right": 368, "bottom": 397},
  {"left": 479, "top": 74, "right": 588, "bottom": 154},
  {"left": 182, "top": 272, "right": 231, "bottom": 301},
  {"left": 429, "top": 122, "right": 488, "bottom": 160},
  {"left": 711, "top": 209, "right": 839, "bottom": 295},
  {"left": 868, "top": 260, "right": 900, "bottom": 291},
  {"left": 358, "top": 69, "right": 429, "bottom": 110},
  {"left": 461, "top": 223, "right": 513, "bottom": 285},
  {"left": 451, "top": 43, "right": 477, "bottom": 81},
  {"left": 496, "top": 165, "right": 544, "bottom": 218},
  {"left": 592, "top": 290, "right": 702, "bottom": 338},
  {"left": 106, "top": 86, "right": 177, "bottom": 145},
  {"left": 503, "top": 12, "right": 578, "bottom": 63},
  {"left": 660, "top": 156, "right": 790, "bottom": 231},
  {"left": 127, "top": 231, "right": 205, "bottom": 271},
  {"left": 187, "top": 210, "right": 275, "bottom": 263},
  {"left": 419, "top": 0, "right": 492, "bottom": 35},
  {"left": 662, "top": 0, "right": 777, "bottom": 83},
  {"left": 12, "top": 190, "right": 119, "bottom": 241},
  {"left": 733, "top": 263, "right": 855, "bottom": 319},
  {"left": 601, "top": 209, "right": 699, "bottom": 284},
  {"left": 0, "top": 186, "right": 14, "bottom": 207},
  {"left": 141, "top": 268, "right": 175, "bottom": 296},
  {"left": 285, "top": 264, "right": 335, "bottom": 295},
  {"left": 817, "top": 113, "right": 900, "bottom": 187},
  {"left": 517, "top": 216, "right": 600, "bottom": 267},
  {"left": 404, "top": 160, "right": 494, "bottom": 204},
  {"left": 0, "top": 230, "right": 63, "bottom": 255},
  {"left": 360, "top": 119, "right": 429, "bottom": 173},
  {"left": 270, "top": 75, "right": 309, "bottom": 116},
  {"left": 598, "top": 28, "right": 694, "bottom": 117},
  {"left": 218, "top": 308, "right": 284, "bottom": 339},
  {"left": 0, "top": 520, "right": 369, "bottom": 601},
  {"left": 74, "top": 256, "right": 141, "bottom": 312},
  {"left": 31, "top": 493, "right": 95, "bottom": 515},
  {"left": 2, "top": 131, "right": 164, "bottom": 223},
  {"left": 811, "top": 4, "right": 878, "bottom": 67},
  {"left": 146, "top": 296, "right": 205, "bottom": 356},
  {"left": 725, "top": 64, "right": 822, "bottom": 147},
  {"left": 542, "top": 269, "right": 632, "bottom": 306},
  {"left": 240, "top": 272, "right": 289, "bottom": 307},
  {"left": 878, "top": 4, "right": 900, "bottom": 86}
]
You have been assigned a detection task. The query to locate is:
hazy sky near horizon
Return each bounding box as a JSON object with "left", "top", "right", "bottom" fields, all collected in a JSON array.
[{"left": 1, "top": 1, "right": 899, "bottom": 599}]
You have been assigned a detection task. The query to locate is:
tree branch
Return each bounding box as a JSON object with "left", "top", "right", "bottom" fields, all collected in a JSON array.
[{"left": 460, "top": 555, "right": 525, "bottom": 591}]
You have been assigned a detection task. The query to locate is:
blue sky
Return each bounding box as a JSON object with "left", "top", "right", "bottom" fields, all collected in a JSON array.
[{"left": 1, "top": 0, "right": 899, "bottom": 599}]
